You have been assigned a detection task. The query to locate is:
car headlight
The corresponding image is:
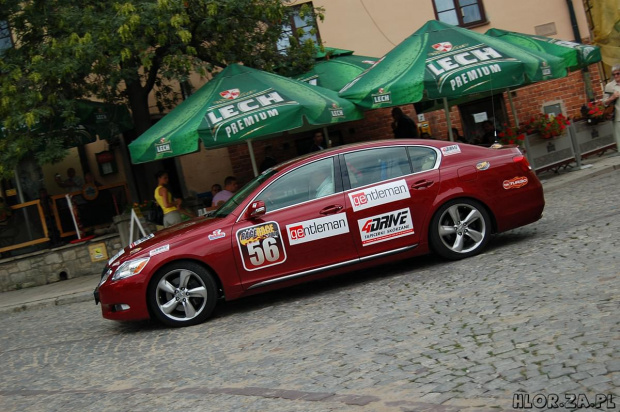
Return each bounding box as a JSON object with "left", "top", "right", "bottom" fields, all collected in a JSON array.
[{"left": 111, "top": 257, "right": 150, "bottom": 281}]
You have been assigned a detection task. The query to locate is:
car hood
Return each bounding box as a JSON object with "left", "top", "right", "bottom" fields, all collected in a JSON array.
[{"left": 109, "top": 216, "right": 224, "bottom": 267}]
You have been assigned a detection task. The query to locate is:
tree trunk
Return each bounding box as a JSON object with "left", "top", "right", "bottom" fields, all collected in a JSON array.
[{"left": 125, "top": 80, "right": 153, "bottom": 137}]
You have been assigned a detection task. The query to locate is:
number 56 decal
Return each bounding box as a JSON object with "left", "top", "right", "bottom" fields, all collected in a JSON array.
[{"left": 236, "top": 222, "right": 287, "bottom": 271}]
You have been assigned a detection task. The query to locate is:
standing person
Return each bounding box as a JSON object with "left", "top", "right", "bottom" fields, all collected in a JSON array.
[
  {"left": 603, "top": 65, "right": 620, "bottom": 149},
  {"left": 211, "top": 176, "right": 238, "bottom": 207},
  {"left": 479, "top": 121, "right": 496, "bottom": 146},
  {"left": 391, "top": 107, "right": 419, "bottom": 139},
  {"left": 154, "top": 170, "right": 182, "bottom": 228},
  {"left": 308, "top": 130, "right": 326, "bottom": 152},
  {"left": 54, "top": 167, "right": 83, "bottom": 193}
]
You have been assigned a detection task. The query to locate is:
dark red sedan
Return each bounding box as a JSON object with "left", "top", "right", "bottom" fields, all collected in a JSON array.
[{"left": 96, "top": 140, "right": 544, "bottom": 327}]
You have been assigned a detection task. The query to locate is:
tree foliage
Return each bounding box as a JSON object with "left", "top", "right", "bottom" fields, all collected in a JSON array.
[{"left": 0, "top": 0, "right": 323, "bottom": 179}]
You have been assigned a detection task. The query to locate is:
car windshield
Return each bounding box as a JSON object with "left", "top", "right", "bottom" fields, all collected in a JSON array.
[{"left": 213, "top": 169, "right": 278, "bottom": 218}]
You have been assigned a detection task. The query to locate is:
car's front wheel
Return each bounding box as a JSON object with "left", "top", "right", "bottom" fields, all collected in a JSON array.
[
  {"left": 429, "top": 199, "right": 492, "bottom": 260},
  {"left": 147, "top": 261, "right": 217, "bottom": 327}
]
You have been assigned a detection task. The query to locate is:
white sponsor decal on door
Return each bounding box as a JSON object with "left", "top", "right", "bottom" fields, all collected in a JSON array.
[
  {"left": 286, "top": 214, "right": 349, "bottom": 245},
  {"left": 357, "top": 208, "right": 414, "bottom": 246},
  {"left": 348, "top": 179, "right": 410, "bottom": 212}
]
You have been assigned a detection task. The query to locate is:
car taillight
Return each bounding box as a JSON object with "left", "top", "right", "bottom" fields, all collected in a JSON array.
[{"left": 513, "top": 155, "right": 531, "bottom": 172}]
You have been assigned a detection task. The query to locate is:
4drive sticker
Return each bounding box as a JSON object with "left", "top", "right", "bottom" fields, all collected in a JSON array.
[
  {"left": 348, "top": 179, "right": 410, "bottom": 212},
  {"left": 358, "top": 208, "right": 415, "bottom": 246},
  {"left": 441, "top": 144, "right": 461, "bottom": 156},
  {"left": 503, "top": 176, "right": 529, "bottom": 190},
  {"left": 236, "top": 222, "right": 286, "bottom": 271},
  {"left": 286, "top": 214, "right": 349, "bottom": 246}
]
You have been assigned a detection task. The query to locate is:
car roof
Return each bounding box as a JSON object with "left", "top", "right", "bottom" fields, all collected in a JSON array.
[{"left": 270, "top": 139, "right": 463, "bottom": 172}]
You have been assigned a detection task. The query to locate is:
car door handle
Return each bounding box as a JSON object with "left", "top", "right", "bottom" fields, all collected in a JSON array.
[
  {"left": 320, "top": 205, "right": 344, "bottom": 215},
  {"left": 411, "top": 180, "right": 434, "bottom": 189}
]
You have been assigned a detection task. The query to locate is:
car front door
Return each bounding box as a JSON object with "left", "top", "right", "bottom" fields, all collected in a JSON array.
[
  {"left": 342, "top": 145, "right": 441, "bottom": 258},
  {"left": 232, "top": 157, "right": 359, "bottom": 290}
]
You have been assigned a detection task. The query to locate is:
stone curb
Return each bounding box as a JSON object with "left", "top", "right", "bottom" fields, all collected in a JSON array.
[
  {"left": 0, "top": 291, "right": 94, "bottom": 315},
  {"left": 541, "top": 162, "right": 619, "bottom": 193}
]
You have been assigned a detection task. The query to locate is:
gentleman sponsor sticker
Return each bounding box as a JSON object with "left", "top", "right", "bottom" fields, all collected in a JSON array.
[
  {"left": 348, "top": 179, "right": 410, "bottom": 212},
  {"left": 236, "top": 222, "right": 286, "bottom": 271},
  {"left": 286, "top": 214, "right": 349, "bottom": 246},
  {"left": 357, "top": 208, "right": 414, "bottom": 246},
  {"left": 503, "top": 176, "right": 528, "bottom": 190},
  {"left": 441, "top": 144, "right": 461, "bottom": 156}
]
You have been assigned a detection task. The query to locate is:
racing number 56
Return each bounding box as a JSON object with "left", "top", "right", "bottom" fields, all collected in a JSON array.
[{"left": 247, "top": 237, "right": 280, "bottom": 266}]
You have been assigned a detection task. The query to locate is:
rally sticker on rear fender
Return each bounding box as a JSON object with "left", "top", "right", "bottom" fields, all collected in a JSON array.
[
  {"left": 357, "top": 208, "right": 415, "bottom": 246},
  {"left": 503, "top": 176, "right": 528, "bottom": 189},
  {"left": 348, "top": 179, "right": 410, "bottom": 212},
  {"left": 441, "top": 145, "right": 461, "bottom": 156},
  {"left": 236, "top": 222, "right": 286, "bottom": 271}
]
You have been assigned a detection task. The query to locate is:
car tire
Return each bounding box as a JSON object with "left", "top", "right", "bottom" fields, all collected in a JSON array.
[
  {"left": 147, "top": 261, "right": 218, "bottom": 327},
  {"left": 429, "top": 198, "right": 492, "bottom": 260}
]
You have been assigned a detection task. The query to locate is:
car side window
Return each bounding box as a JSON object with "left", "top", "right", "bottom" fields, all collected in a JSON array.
[
  {"left": 259, "top": 157, "right": 336, "bottom": 211},
  {"left": 408, "top": 147, "right": 438, "bottom": 173},
  {"left": 344, "top": 147, "right": 412, "bottom": 189}
]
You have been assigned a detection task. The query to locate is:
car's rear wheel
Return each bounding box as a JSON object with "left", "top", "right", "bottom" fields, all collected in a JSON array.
[
  {"left": 147, "top": 261, "right": 217, "bottom": 327},
  {"left": 429, "top": 199, "right": 492, "bottom": 260}
]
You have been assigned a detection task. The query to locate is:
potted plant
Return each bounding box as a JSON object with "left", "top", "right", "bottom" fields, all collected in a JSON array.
[{"left": 521, "top": 113, "right": 570, "bottom": 139}]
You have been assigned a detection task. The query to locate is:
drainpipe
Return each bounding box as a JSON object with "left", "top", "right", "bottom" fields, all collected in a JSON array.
[{"left": 566, "top": 0, "right": 594, "bottom": 100}]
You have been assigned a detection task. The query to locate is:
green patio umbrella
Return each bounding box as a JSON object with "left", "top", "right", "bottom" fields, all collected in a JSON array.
[
  {"left": 485, "top": 28, "right": 601, "bottom": 71},
  {"left": 339, "top": 20, "right": 567, "bottom": 109},
  {"left": 294, "top": 54, "right": 379, "bottom": 91},
  {"left": 314, "top": 46, "right": 355, "bottom": 60},
  {"left": 128, "top": 64, "right": 363, "bottom": 175}
]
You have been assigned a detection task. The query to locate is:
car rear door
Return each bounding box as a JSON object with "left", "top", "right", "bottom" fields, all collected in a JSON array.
[
  {"left": 232, "top": 156, "right": 359, "bottom": 290},
  {"left": 341, "top": 145, "right": 441, "bottom": 258}
]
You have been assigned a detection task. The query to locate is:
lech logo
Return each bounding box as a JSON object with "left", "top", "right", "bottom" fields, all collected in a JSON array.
[
  {"left": 432, "top": 42, "right": 453, "bottom": 52},
  {"left": 155, "top": 137, "right": 172, "bottom": 154},
  {"left": 372, "top": 87, "right": 391, "bottom": 104},
  {"left": 219, "top": 89, "right": 240, "bottom": 100},
  {"left": 330, "top": 103, "right": 344, "bottom": 117}
]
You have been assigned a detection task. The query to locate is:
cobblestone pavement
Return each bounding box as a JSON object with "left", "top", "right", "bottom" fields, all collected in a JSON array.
[{"left": 0, "top": 170, "right": 619, "bottom": 412}]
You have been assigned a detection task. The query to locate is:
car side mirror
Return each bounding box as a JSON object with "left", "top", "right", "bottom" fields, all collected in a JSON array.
[{"left": 246, "top": 200, "right": 266, "bottom": 219}]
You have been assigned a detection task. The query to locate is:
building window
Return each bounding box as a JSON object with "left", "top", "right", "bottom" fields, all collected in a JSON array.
[
  {"left": 277, "top": 2, "right": 320, "bottom": 54},
  {"left": 0, "top": 20, "right": 13, "bottom": 55},
  {"left": 432, "top": 0, "right": 487, "bottom": 28}
]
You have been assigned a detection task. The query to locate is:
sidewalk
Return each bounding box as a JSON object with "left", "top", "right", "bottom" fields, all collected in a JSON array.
[{"left": 1, "top": 150, "right": 619, "bottom": 316}]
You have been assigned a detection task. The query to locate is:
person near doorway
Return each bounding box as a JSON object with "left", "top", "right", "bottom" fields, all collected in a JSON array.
[
  {"left": 308, "top": 130, "right": 326, "bottom": 152},
  {"left": 54, "top": 168, "right": 83, "bottom": 193},
  {"left": 211, "top": 176, "right": 238, "bottom": 208},
  {"left": 478, "top": 121, "right": 496, "bottom": 146},
  {"left": 391, "top": 107, "right": 419, "bottom": 139},
  {"left": 154, "top": 170, "right": 182, "bottom": 228},
  {"left": 603, "top": 64, "right": 620, "bottom": 148},
  {"left": 450, "top": 128, "right": 468, "bottom": 143}
]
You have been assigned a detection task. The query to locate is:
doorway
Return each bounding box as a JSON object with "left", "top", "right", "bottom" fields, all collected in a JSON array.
[{"left": 458, "top": 94, "right": 508, "bottom": 144}]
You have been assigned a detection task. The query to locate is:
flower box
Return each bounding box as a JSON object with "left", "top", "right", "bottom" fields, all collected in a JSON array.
[
  {"left": 524, "top": 132, "right": 576, "bottom": 173},
  {"left": 570, "top": 120, "right": 616, "bottom": 159}
]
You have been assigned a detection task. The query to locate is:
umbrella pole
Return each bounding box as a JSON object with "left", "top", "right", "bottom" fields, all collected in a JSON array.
[
  {"left": 506, "top": 89, "right": 519, "bottom": 127},
  {"left": 247, "top": 140, "right": 259, "bottom": 177},
  {"left": 323, "top": 127, "right": 331, "bottom": 148},
  {"left": 443, "top": 98, "right": 454, "bottom": 142}
]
